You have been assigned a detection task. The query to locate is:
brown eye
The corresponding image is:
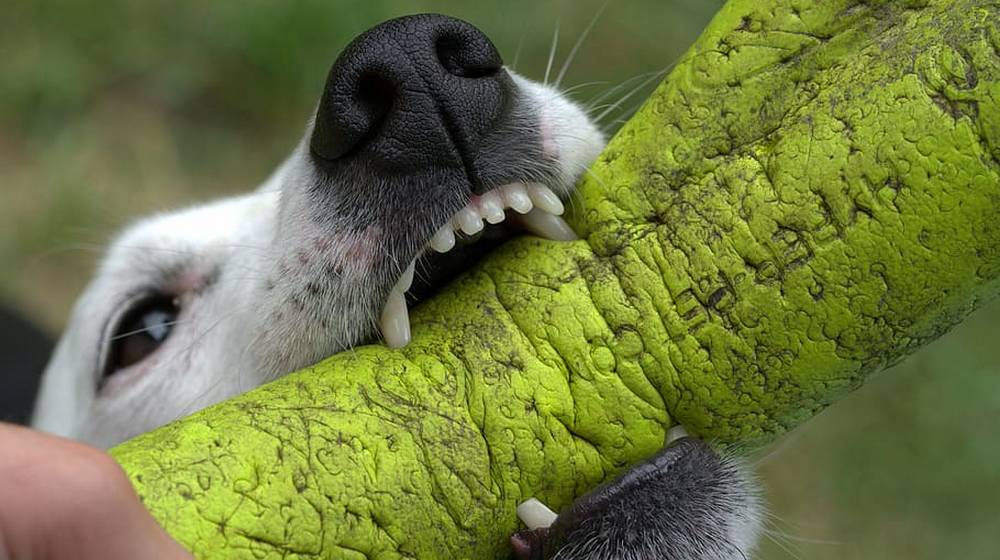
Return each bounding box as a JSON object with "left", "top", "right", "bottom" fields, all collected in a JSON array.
[{"left": 104, "top": 296, "right": 179, "bottom": 381}]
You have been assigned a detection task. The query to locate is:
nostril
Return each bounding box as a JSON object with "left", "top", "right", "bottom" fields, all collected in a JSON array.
[
  {"left": 436, "top": 31, "right": 502, "bottom": 79},
  {"left": 310, "top": 70, "right": 398, "bottom": 163},
  {"left": 356, "top": 71, "right": 395, "bottom": 126},
  {"left": 311, "top": 14, "right": 509, "bottom": 171}
]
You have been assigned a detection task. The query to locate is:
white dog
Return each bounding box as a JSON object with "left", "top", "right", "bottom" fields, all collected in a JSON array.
[{"left": 30, "top": 15, "right": 760, "bottom": 559}]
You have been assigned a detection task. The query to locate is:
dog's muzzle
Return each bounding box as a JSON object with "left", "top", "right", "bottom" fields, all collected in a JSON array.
[{"left": 300, "top": 14, "right": 577, "bottom": 350}]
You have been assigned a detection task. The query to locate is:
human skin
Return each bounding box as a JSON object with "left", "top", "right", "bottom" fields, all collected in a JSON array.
[
  {"left": 0, "top": 423, "right": 191, "bottom": 560},
  {"left": 111, "top": 0, "right": 1000, "bottom": 558}
]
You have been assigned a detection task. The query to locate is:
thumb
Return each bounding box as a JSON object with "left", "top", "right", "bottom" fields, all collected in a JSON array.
[{"left": 0, "top": 423, "right": 192, "bottom": 560}]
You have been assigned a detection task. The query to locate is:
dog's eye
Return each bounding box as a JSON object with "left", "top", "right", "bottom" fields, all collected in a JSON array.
[{"left": 105, "top": 296, "right": 179, "bottom": 378}]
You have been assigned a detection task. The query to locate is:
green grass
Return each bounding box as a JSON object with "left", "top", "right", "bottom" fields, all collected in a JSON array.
[
  {"left": 756, "top": 299, "right": 1000, "bottom": 559},
  {"left": 2, "top": 1, "right": 998, "bottom": 558}
]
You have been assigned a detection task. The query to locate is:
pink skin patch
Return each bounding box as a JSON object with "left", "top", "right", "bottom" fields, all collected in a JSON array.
[
  {"left": 537, "top": 103, "right": 559, "bottom": 161},
  {"left": 342, "top": 226, "right": 382, "bottom": 265},
  {"left": 170, "top": 269, "right": 213, "bottom": 299}
]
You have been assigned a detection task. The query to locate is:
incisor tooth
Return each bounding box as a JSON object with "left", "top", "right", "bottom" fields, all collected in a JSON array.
[
  {"left": 479, "top": 191, "right": 506, "bottom": 224},
  {"left": 527, "top": 183, "right": 565, "bottom": 215},
  {"left": 502, "top": 183, "right": 533, "bottom": 214},
  {"left": 379, "top": 290, "right": 410, "bottom": 348},
  {"left": 519, "top": 208, "right": 578, "bottom": 241},
  {"left": 517, "top": 498, "right": 558, "bottom": 530},
  {"left": 456, "top": 207, "right": 484, "bottom": 235},
  {"left": 430, "top": 225, "right": 456, "bottom": 253}
]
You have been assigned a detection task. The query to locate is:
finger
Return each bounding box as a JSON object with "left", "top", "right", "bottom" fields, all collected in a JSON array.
[{"left": 0, "top": 423, "right": 193, "bottom": 560}]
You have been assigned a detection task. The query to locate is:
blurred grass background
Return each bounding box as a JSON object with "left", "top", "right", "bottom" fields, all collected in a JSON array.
[{"left": 2, "top": 1, "right": 998, "bottom": 558}]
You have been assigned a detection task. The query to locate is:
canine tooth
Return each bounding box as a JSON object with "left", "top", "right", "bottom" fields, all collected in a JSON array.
[
  {"left": 379, "top": 260, "right": 416, "bottom": 349},
  {"left": 502, "top": 183, "right": 533, "bottom": 214},
  {"left": 519, "top": 209, "right": 578, "bottom": 241},
  {"left": 379, "top": 290, "right": 410, "bottom": 348},
  {"left": 517, "top": 498, "right": 558, "bottom": 530},
  {"left": 456, "top": 207, "right": 484, "bottom": 235},
  {"left": 430, "top": 225, "right": 456, "bottom": 253},
  {"left": 480, "top": 191, "right": 506, "bottom": 224},
  {"left": 398, "top": 260, "right": 416, "bottom": 292},
  {"left": 527, "top": 183, "right": 565, "bottom": 215},
  {"left": 666, "top": 425, "right": 689, "bottom": 445}
]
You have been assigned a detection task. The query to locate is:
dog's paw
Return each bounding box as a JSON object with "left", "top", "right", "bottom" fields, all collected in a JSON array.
[{"left": 511, "top": 429, "right": 762, "bottom": 560}]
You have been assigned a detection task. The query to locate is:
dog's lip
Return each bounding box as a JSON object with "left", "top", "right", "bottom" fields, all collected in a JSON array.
[{"left": 376, "top": 181, "right": 576, "bottom": 348}]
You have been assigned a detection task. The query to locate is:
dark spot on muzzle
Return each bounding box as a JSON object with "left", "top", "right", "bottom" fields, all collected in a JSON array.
[{"left": 310, "top": 14, "right": 512, "bottom": 194}]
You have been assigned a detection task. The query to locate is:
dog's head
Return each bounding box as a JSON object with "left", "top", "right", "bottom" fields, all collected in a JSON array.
[{"left": 32, "top": 14, "right": 604, "bottom": 447}]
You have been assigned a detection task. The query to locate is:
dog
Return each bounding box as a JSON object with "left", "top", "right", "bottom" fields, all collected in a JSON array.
[{"left": 29, "top": 14, "right": 761, "bottom": 559}]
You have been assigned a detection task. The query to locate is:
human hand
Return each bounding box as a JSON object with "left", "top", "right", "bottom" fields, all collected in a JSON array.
[{"left": 0, "top": 423, "right": 192, "bottom": 560}]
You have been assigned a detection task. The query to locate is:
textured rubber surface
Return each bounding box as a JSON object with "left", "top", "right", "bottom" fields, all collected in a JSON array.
[{"left": 113, "top": 1, "right": 1000, "bottom": 558}]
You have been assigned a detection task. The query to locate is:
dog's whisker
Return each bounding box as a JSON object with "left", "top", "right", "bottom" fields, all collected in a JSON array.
[
  {"left": 558, "top": 80, "right": 612, "bottom": 97},
  {"left": 510, "top": 31, "right": 526, "bottom": 72},
  {"left": 554, "top": 0, "right": 609, "bottom": 89},
  {"left": 600, "top": 95, "right": 656, "bottom": 131},
  {"left": 543, "top": 20, "right": 560, "bottom": 86},
  {"left": 761, "top": 528, "right": 809, "bottom": 560},
  {"left": 583, "top": 68, "right": 669, "bottom": 112},
  {"left": 109, "top": 319, "right": 187, "bottom": 342},
  {"left": 63, "top": 243, "right": 275, "bottom": 259},
  {"left": 593, "top": 70, "right": 668, "bottom": 125}
]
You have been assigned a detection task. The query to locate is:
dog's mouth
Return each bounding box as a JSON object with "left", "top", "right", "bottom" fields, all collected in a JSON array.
[
  {"left": 294, "top": 14, "right": 604, "bottom": 353},
  {"left": 378, "top": 181, "right": 575, "bottom": 348}
]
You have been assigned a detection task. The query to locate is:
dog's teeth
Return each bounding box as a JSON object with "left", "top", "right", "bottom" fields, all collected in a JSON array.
[
  {"left": 519, "top": 209, "right": 578, "bottom": 241},
  {"left": 430, "top": 225, "right": 456, "bottom": 253},
  {"left": 480, "top": 191, "right": 506, "bottom": 224},
  {"left": 502, "top": 183, "right": 533, "bottom": 214},
  {"left": 398, "top": 260, "right": 416, "bottom": 292},
  {"left": 456, "top": 207, "right": 484, "bottom": 235},
  {"left": 517, "top": 498, "right": 558, "bottom": 530},
  {"left": 666, "top": 425, "right": 689, "bottom": 445},
  {"left": 527, "top": 183, "right": 565, "bottom": 216},
  {"left": 379, "top": 260, "right": 416, "bottom": 349},
  {"left": 379, "top": 291, "right": 410, "bottom": 348}
]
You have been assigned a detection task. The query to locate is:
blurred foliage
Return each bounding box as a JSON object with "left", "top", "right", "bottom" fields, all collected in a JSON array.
[
  {"left": 1, "top": 1, "right": 998, "bottom": 558},
  {"left": 0, "top": 0, "right": 717, "bottom": 327}
]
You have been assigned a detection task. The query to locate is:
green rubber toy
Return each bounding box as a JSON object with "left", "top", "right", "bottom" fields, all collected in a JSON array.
[{"left": 113, "top": 0, "right": 1000, "bottom": 557}]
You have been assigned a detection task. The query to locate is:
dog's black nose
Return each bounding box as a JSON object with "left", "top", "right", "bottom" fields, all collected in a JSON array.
[{"left": 310, "top": 14, "right": 509, "bottom": 183}]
